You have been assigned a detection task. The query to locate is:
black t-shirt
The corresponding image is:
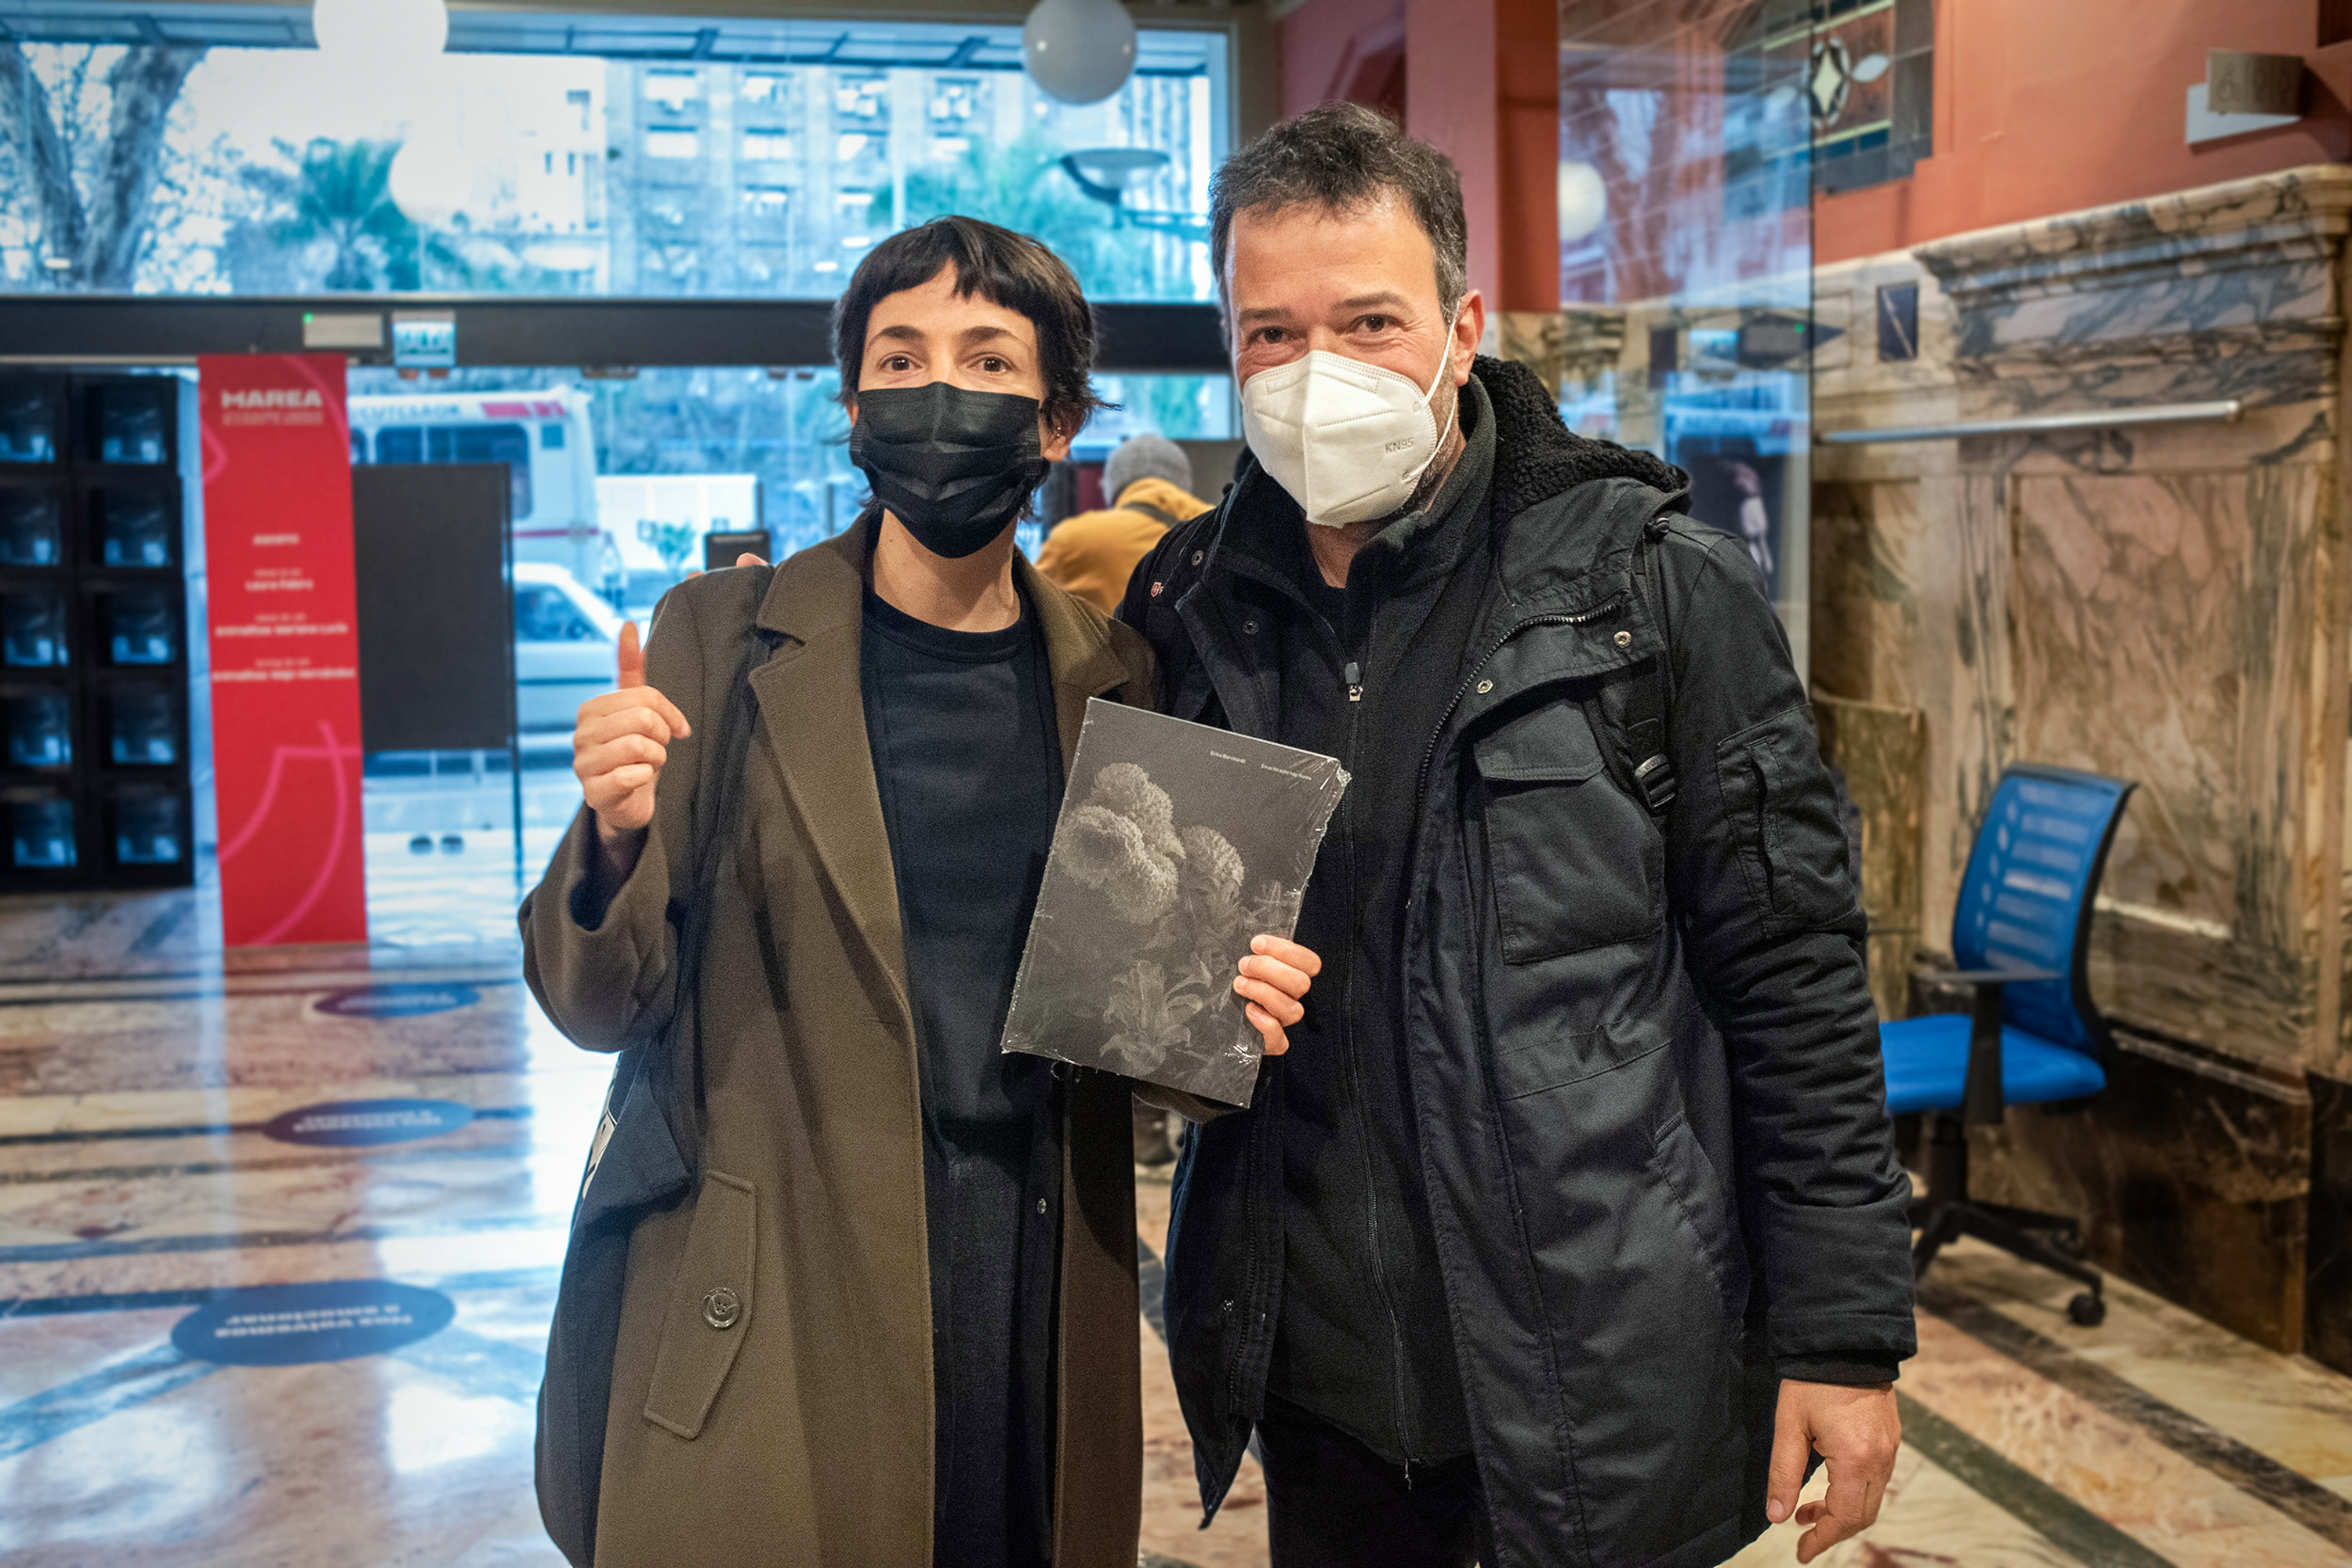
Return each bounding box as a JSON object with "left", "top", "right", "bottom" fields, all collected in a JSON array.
[{"left": 859, "top": 586, "right": 1064, "bottom": 1568}]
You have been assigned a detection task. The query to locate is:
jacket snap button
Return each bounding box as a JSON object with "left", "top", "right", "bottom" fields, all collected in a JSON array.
[
  {"left": 1614, "top": 630, "right": 1632, "bottom": 648},
  {"left": 1036, "top": 1197, "right": 1049, "bottom": 1214},
  {"left": 702, "top": 1286, "right": 741, "bottom": 1330},
  {"left": 1475, "top": 679, "right": 1493, "bottom": 695},
  {"left": 1243, "top": 619, "right": 1258, "bottom": 634},
  {"left": 1192, "top": 550, "right": 1205, "bottom": 565}
]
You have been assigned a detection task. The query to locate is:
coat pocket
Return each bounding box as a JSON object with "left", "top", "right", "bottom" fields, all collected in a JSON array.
[
  {"left": 1714, "top": 706, "right": 1860, "bottom": 935},
  {"left": 641, "top": 1167, "right": 756, "bottom": 1440},
  {"left": 1472, "top": 701, "right": 1661, "bottom": 962},
  {"left": 1647, "top": 1110, "right": 1748, "bottom": 1331}
]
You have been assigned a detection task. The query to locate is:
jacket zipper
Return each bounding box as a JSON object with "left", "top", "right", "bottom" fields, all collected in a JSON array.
[{"left": 1333, "top": 641, "right": 1416, "bottom": 1467}]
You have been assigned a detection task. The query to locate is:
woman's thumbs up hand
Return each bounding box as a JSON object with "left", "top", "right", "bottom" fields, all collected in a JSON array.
[{"left": 575, "top": 621, "right": 692, "bottom": 844}]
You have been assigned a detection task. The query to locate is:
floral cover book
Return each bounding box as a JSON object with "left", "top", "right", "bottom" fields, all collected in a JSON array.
[{"left": 1001, "top": 698, "right": 1348, "bottom": 1108}]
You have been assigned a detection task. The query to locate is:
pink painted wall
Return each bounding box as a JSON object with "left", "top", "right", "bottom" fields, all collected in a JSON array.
[
  {"left": 1274, "top": 0, "right": 1559, "bottom": 312},
  {"left": 1277, "top": 0, "right": 1405, "bottom": 122},
  {"left": 1817, "top": 0, "right": 2352, "bottom": 263}
]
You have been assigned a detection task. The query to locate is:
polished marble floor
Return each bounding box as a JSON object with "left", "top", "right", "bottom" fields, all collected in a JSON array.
[{"left": 2, "top": 887, "right": 2349, "bottom": 1567}]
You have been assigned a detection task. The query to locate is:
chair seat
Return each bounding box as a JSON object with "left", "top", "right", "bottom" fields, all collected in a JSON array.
[{"left": 1878, "top": 1014, "right": 2107, "bottom": 1116}]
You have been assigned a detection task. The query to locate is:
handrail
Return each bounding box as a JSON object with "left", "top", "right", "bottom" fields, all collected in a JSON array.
[{"left": 1817, "top": 399, "right": 2243, "bottom": 445}]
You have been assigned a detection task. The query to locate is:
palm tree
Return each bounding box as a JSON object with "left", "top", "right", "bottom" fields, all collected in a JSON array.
[
  {"left": 238, "top": 137, "right": 420, "bottom": 291},
  {"left": 899, "top": 132, "right": 1155, "bottom": 300}
]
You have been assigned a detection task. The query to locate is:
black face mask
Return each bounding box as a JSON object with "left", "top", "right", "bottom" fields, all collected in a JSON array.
[{"left": 850, "top": 381, "right": 1051, "bottom": 559}]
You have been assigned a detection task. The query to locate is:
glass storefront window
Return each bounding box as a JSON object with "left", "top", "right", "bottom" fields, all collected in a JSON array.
[{"left": 0, "top": 20, "right": 1228, "bottom": 303}]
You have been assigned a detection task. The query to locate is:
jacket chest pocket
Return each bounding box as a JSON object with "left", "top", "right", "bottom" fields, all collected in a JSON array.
[
  {"left": 641, "top": 1168, "right": 756, "bottom": 1440},
  {"left": 1472, "top": 701, "right": 1661, "bottom": 963}
]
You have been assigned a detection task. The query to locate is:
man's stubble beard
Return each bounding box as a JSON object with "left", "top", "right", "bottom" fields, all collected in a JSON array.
[{"left": 1369, "top": 368, "right": 1467, "bottom": 531}]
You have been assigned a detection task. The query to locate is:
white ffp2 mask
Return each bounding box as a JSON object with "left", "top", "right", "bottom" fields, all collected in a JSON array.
[{"left": 1241, "top": 341, "right": 1457, "bottom": 527}]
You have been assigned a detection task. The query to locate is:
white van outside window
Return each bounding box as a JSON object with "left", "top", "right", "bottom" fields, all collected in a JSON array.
[{"left": 348, "top": 390, "right": 604, "bottom": 585}]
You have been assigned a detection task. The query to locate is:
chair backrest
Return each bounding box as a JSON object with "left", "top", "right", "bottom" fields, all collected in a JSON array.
[{"left": 1950, "top": 763, "right": 2136, "bottom": 1059}]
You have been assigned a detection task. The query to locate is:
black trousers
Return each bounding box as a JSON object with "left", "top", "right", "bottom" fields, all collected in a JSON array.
[{"left": 1257, "top": 1398, "right": 1491, "bottom": 1568}]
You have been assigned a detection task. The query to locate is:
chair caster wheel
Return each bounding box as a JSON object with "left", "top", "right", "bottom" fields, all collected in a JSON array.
[{"left": 2067, "top": 1292, "right": 2106, "bottom": 1327}]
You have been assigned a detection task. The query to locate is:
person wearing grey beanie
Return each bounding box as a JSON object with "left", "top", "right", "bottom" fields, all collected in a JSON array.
[
  {"left": 1103, "top": 433, "right": 1194, "bottom": 503},
  {"left": 1036, "top": 432, "right": 1211, "bottom": 618}
]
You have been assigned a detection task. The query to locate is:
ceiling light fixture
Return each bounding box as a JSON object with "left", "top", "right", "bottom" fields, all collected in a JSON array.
[
  {"left": 312, "top": 0, "right": 448, "bottom": 67},
  {"left": 1022, "top": 0, "right": 1137, "bottom": 105}
]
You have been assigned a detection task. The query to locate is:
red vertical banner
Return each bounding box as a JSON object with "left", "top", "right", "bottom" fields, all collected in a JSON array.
[{"left": 199, "top": 354, "right": 368, "bottom": 946}]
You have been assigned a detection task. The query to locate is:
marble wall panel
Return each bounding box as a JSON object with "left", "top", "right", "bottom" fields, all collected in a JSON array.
[
  {"left": 2310, "top": 1072, "right": 2352, "bottom": 1377},
  {"left": 1915, "top": 165, "right": 2352, "bottom": 411},
  {"left": 1496, "top": 310, "right": 1566, "bottom": 399},
  {"left": 2008, "top": 471, "right": 2252, "bottom": 933},
  {"left": 1810, "top": 480, "right": 1925, "bottom": 712},
  {"left": 1814, "top": 692, "right": 1926, "bottom": 1022},
  {"left": 1971, "top": 1027, "right": 2314, "bottom": 1354}
]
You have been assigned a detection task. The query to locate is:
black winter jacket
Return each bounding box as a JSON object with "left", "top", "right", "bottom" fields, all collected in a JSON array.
[{"left": 1119, "top": 358, "right": 1917, "bottom": 1568}]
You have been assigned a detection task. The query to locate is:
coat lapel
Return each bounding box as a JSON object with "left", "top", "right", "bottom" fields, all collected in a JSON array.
[
  {"left": 1016, "top": 550, "right": 1138, "bottom": 771},
  {"left": 749, "top": 522, "right": 913, "bottom": 1033},
  {"left": 742, "top": 535, "right": 1136, "bottom": 1044}
]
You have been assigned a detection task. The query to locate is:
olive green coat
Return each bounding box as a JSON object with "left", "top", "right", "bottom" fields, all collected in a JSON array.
[{"left": 522, "top": 521, "right": 1156, "bottom": 1566}]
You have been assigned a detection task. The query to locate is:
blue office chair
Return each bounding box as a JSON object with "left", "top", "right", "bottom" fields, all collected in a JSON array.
[{"left": 1879, "top": 763, "right": 2136, "bottom": 1327}]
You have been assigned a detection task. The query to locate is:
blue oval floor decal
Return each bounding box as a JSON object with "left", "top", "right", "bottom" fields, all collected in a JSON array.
[
  {"left": 314, "top": 982, "right": 480, "bottom": 1018},
  {"left": 262, "top": 1097, "right": 474, "bottom": 1147},
  {"left": 172, "top": 1279, "right": 455, "bottom": 1367}
]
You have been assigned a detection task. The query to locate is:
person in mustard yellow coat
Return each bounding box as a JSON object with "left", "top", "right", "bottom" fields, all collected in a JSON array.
[{"left": 1034, "top": 434, "right": 1211, "bottom": 615}]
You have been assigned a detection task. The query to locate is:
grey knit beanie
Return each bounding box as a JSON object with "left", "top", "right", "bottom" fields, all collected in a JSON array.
[{"left": 1103, "top": 434, "right": 1193, "bottom": 503}]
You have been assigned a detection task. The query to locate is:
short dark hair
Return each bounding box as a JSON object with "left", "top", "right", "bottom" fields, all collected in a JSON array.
[
  {"left": 832, "top": 216, "right": 1107, "bottom": 436},
  {"left": 1209, "top": 103, "right": 1469, "bottom": 317}
]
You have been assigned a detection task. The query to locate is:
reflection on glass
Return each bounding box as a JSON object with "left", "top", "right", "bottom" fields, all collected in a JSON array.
[
  {"left": 1559, "top": 0, "right": 1811, "bottom": 633},
  {"left": 0, "top": 488, "right": 63, "bottom": 566},
  {"left": 103, "top": 590, "right": 176, "bottom": 666},
  {"left": 1, "top": 26, "right": 1226, "bottom": 303},
  {"left": 111, "top": 791, "right": 183, "bottom": 866},
  {"left": 10, "top": 796, "right": 74, "bottom": 868},
  {"left": 5, "top": 690, "right": 71, "bottom": 767},
  {"left": 2, "top": 593, "right": 67, "bottom": 667},
  {"left": 95, "top": 487, "right": 176, "bottom": 568},
  {"left": 89, "top": 382, "right": 172, "bottom": 465},
  {"left": 108, "top": 685, "right": 177, "bottom": 765},
  {"left": 0, "top": 383, "right": 59, "bottom": 464}
]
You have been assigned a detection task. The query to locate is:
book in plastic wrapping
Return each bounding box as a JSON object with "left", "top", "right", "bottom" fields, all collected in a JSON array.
[{"left": 1001, "top": 698, "right": 1349, "bottom": 1109}]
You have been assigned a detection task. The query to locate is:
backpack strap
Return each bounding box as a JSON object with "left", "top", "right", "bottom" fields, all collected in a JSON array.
[
  {"left": 1123, "top": 499, "right": 1181, "bottom": 528},
  {"left": 1624, "top": 517, "right": 1679, "bottom": 815},
  {"left": 586, "top": 568, "right": 777, "bottom": 1193}
]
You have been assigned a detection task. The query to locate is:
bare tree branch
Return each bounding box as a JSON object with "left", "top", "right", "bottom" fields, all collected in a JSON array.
[
  {"left": 78, "top": 44, "right": 205, "bottom": 286},
  {"left": 0, "top": 38, "right": 87, "bottom": 270}
]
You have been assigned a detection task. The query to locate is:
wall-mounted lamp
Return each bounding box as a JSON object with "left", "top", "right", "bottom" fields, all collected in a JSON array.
[{"left": 2187, "top": 49, "right": 2303, "bottom": 146}]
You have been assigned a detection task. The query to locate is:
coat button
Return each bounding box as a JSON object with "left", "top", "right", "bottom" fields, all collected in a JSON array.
[
  {"left": 702, "top": 1287, "right": 741, "bottom": 1330},
  {"left": 1475, "top": 679, "right": 1493, "bottom": 695},
  {"left": 1243, "top": 619, "right": 1258, "bottom": 634},
  {"left": 1614, "top": 630, "right": 1632, "bottom": 648},
  {"left": 1036, "top": 1197, "right": 1049, "bottom": 1214},
  {"left": 1192, "top": 550, "right": 1205, "bottom": 565}
]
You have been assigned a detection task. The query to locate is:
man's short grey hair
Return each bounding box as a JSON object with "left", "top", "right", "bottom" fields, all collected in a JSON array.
[
  {"left": 1105, "top": 434, "right": 1192, "bottom": 503},
  {"left": 1209, "top": 103, "right": 1470, "bottom": 318}
]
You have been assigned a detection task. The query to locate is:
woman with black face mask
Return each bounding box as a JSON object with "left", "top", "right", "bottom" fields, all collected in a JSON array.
[{"left": 522, "top": 216, "right": 1320, "bottom": 1568}]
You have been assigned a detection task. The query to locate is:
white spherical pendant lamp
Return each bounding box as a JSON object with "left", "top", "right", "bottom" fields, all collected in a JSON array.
[
  {"left": 1022, "top": 0, "right": 1138, "bottom": 106},
  {"left": 313, "top": 0, "right": 449, "bottom": 67}
]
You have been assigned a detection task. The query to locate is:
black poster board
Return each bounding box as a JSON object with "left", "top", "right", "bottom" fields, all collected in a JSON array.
[{"left": 351, "top": 464, "right": 514, "bottom": 753}]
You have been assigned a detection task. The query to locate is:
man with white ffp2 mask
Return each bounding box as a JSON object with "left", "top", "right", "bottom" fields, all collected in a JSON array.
[{"left": 1119, "top": 105, "right": 1915, "bottom": 1568}]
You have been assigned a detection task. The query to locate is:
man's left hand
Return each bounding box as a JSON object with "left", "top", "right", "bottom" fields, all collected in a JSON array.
[
  {"left": 1234, "top": 935, "right": 1320, "bottom": 1055},
  {"left": 1766, "top": 1378, "right": 1900, "bottom": 1563}
]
